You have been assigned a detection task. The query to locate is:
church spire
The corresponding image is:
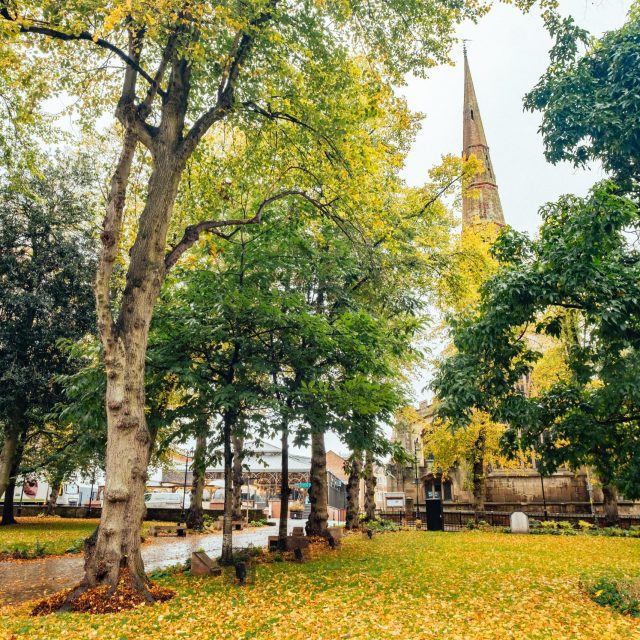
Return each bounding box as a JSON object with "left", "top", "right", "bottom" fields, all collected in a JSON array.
[{"left": 462, "top": 49, "right": 505, "bottom": 227}]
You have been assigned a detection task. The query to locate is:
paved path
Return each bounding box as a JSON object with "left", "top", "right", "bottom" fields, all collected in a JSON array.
[{"left": 0, "top": 520, "right": 305, "bottom": 606}]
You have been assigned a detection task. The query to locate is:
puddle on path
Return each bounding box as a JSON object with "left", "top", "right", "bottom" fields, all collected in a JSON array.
[{"left": 0, "top": 521, "right": 304, "bottom": 606}]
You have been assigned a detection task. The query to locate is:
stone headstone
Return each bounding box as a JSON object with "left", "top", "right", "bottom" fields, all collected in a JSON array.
[
  {"left": 191, "top": 551, "right": 222, "bottom": 576},
  {"left": 510, "top": 511, "right": 529, "bottom": 534},
  {"left": 292, "top": 526, "right": 305, "bottom": 537}
]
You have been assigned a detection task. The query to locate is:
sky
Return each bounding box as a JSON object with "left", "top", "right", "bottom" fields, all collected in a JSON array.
[
  {"left": 401, "top": 0, "right": 632, "bottom": 235},
  {"left": 301, "top": 0, "right": 634, "bottom": 458}
]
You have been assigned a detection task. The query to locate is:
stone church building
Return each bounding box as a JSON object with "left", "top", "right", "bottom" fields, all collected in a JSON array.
[{"left": 388, "top": 51, "right": 640, "bottom": 520}]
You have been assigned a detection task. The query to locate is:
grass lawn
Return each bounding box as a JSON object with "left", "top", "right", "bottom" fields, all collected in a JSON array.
[
  {"left": 2, "top": 530, "right": 640, "bottom": 639},
  {"left": 0, "top": 518, "right": 168, "bottom": 559}
]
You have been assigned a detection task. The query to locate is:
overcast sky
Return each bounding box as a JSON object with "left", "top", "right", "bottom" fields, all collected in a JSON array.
[
  {"left": 401, "top": 0, "right": 631, "bottom": 235},
  {"left": 306, "top": 0, "right": 633, "bottom": 458}
]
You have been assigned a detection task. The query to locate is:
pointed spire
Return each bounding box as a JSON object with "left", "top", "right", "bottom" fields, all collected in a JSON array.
[{"left": 462, "top": 49, "right": 505, "bottom": 227}]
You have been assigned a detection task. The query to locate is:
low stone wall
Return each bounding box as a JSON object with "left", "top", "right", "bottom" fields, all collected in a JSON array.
[{"left": 9, "top": 504, "right": 266, "bottom": 522}]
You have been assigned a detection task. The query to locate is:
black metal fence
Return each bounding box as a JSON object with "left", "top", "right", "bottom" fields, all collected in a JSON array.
[
  {"left": 377, "top": 509, "right": 640, "bottom": 532},
  {"left": 443, "top": 509, "right": 640, "bottom": 532}
]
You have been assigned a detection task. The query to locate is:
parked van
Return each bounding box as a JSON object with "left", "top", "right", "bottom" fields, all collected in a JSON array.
[{"left": 144, "top": 491, "right": 189, "bottom": 509}]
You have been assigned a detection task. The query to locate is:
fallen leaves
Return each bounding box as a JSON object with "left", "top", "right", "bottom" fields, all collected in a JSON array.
[
  {"left": 31, "top": 569, "right": 174, "bottom": 616},
  {"left": 1, "top": 531, "right": 640, "bottom": 639}
]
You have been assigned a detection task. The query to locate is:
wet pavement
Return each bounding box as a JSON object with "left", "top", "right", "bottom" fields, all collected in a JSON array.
[{"left": 0, "top": 520, "right": 304, "bottom": 606}]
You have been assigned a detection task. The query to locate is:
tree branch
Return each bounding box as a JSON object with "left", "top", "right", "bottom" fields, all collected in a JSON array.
[
  {"left": 164, "top": 190, "right": 329, "bottom": 271},
  {"left": 0, "top": 7, "right": 165, "bottom": 96},
  {"left": 181, "top": 2, "right": 277, "bottom": 158}
]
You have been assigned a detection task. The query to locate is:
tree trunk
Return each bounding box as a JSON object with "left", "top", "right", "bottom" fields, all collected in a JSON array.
[
  {"left": 1, "top": 421, "right": 26, "bottom": 526},
  {"left": 79, "top": 139, "right": 185, "bottom": 601},
  {"left": 221, "top": 414, "right": 234, "bottom": 565},
  {"left": 305, "top": 431, "right": 328, "bottom": 537},
  {"left": 345, "top": 451, "right": 362, "bottom": 530},
  {"left": 232, "top": 436, "right": 244, "bottom": 521},
  {"left": 363, "top": 451, "right": 376, "bottom": 521},
  {"left": 1, "top": 476, "right": 16, "bottom": 525},
  {"left": 0, "top": 425, "right": 20, "bottom": 506},
  {"left": 45, "top": 478, "right": 62, "bottom": 517},
  {"left": 278, "top": 424, "right": 290, "bottom": 550},
  {"left": 602, "top": 483, "right": 619, "bottom": 525},
  {"left": 186, "top": 435, "right": 206, "bottom": 531},
  {"left": 471, "top": 428, "right": 487, "bottom": 520}
]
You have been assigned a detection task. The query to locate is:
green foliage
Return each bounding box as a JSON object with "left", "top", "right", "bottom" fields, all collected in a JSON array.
[
  {"left": 0, "top": 153, "right": 99, "bottom": 487},
  {"left": 248, "top": 519, "right": 269, "bottom": 527},
  {"left": 433, "top": 181, "right": 640, "bottom": 498},
  {"left": 587, "top": 577, "right": 640, "bottom": 617},
  {"left": 525, "top": 6, "right": 640, "bottom": 194}
]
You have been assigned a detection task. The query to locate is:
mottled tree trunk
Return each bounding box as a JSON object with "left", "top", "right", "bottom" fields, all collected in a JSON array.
[
  {"left": 363, "top": 451, "right": 376, "bottom": 521},
  {"left": 77, "top": 135, "right": 185, "bottom": 602},
  {"left": 186, "top": 435, "right": 207, "bottom": 531},
  {"left": 602, "top": 483, "right": 619, "bottom": 525},
  {"left": 232, "top": 436, "right": 244, "bottom": 521},
  {"left": 345, "top": 451, "right": 362, "bottom": 530},
  {"left": 278, "top": 424, "right": 290, "bottom": 550},
  {"left": 45, "top": 477, "right": 63, "bottom": 517},
  {"left": 221, "top": 414, "right": 235, "bottom": 565},
  {"left": 306, "top": 431, "right": 328, "bottom": 537},
  {"left": 471, "top": 428, "right": 487, "bottom": 520}
]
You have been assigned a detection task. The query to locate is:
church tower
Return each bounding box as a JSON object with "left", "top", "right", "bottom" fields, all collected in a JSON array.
[{"left": 462, "top": 48, "right": 505, "bottom": 227}]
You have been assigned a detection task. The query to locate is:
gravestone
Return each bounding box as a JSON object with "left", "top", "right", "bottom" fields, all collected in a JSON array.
[
  {"left": 292, "top": 526, "right": 305, "bottom": 537},
  {"left": 191, "top": 551, "right": 222, "bottom": 576},
  {"left": 510, "top": 511, "right": 529, "bottom": 534}
]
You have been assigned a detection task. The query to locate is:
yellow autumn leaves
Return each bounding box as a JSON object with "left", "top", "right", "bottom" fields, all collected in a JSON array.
[{"left": 2, "top": 531, "right": 640, "bottom": 639}]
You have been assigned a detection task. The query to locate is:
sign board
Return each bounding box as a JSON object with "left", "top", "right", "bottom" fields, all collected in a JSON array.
[{"left": 384, "top": 492, "right": 406, "bottom": 509}]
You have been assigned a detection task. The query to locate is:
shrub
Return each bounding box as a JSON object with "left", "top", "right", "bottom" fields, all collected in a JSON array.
[
  {"left": 248, "top": 519, "right": 269, "bottom": 527},
  {"left": 149, "top": 561, "right": 189, "bottom": 579},
  {"left": 587, "top": 578, "right": 640, "bottom": 617},
  {"left": 65, "top": 538, "right": 85, "bottom": 554},
  {"left": 577, "top": 520, "right": 594, "bottom": 531},
  {"left": 366, "top": 518, "right": 399, "bottom": 532}
]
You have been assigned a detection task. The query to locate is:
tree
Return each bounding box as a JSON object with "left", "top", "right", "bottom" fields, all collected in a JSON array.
[
  {"left": 345, "top": 452, "right": 363, "bottom": 530},
  {"left": 433, "top": 183, "right": 640, "bottom": 524},
  {"left": 0, "top": 156, "right": 96, "bottom": 524},
  {"left": 186, "top": 434, "right": 207, "bottom": 531},
  {"left": 2, "top": 0, "right": 486, "bottom": 601},
  {"left": 524, "top": 6, "right": 640, "bottom": 196}
]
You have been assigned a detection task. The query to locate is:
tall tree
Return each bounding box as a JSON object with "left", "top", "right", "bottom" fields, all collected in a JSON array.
[
  {"left": 432, "top": 183, "right": 640, "bottom": 524},
  {"left": 2, "top": 0, "right": 485, "bottom": 601},
  {"left": 345, "top": 452, "right": 363, "bottom": 530},
  {"left": 0, "top": 156, "right": 96, "bottom": 523}
]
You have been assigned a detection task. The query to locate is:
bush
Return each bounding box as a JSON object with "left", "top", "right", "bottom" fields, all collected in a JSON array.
[
  {"left": 366, "top": 518, "right": 399, "bottom": 532},
  {"left": 587, "top": 578, "right": 640, "bottom": 617},
  {"left": 577, "top": 520, "right": 594, "bottom": 531},
  {"left": 248, "top": 519, "right": 269, "bottom": 527},
  {"left": 65, "top": 538, "right": 85, "bottom": 554},
  {"left": 1, "top": 541, "right": 49, "bottom": 559},
  {"left": 148, "top": 562, "right": 189, "bottom": 579}
]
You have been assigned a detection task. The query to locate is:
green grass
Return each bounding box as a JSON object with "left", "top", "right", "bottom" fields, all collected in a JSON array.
[
  {"left": 0, "top": 517, "right": 99, "bottom": 558},
  {"left": 2, "top": 530, "right": 640, "bottom": 639},
  {"left": 0, "top": 518, "right": 170, "bottom": 559}
]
